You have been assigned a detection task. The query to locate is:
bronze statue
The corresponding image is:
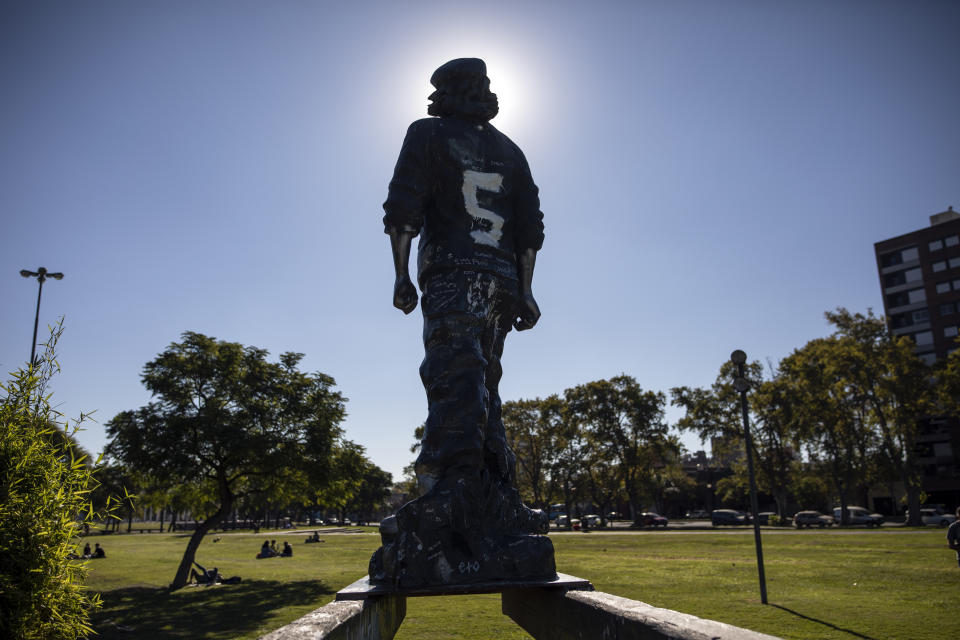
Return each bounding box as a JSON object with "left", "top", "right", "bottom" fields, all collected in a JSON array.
[{"left": 370, "top": 58, "right": 555, "bottom": 588}]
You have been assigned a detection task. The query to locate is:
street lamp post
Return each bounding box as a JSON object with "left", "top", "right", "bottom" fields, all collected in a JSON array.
[
  {"left": 20, "top": 267, "right": 64, "bottom": 366},
  {"left": 731, "top": 349, "right": 768, "bottom": 605}
]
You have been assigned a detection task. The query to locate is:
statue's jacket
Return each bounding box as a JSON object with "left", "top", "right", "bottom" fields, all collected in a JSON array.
[{"left": 383, "top": 116, "right": 545, "bottom": 287}]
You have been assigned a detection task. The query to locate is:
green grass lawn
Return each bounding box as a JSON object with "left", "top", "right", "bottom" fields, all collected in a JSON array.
[{"left": 82, "top": 528, "right": 960, "bottom": 639}]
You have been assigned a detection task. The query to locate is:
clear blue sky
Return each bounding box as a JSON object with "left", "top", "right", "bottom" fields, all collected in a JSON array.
[{"left": 2, "top": 1, "right": 958, "bottom": 482}]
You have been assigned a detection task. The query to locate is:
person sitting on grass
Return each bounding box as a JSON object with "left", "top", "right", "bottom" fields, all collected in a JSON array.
[
  {"left": 305, "top": 530, "right": 321, "bottom": 543},
  {"left": 258, "top": 540, "right": 273, "bottom": 558},
  {"left": 281, "top": 541, "right": 293, "bottom": 557},
  {"left": 92, "top": 543, "right": 106, "bottom": 559},
  {"left": 83, "top": 543, "right": 92, "bottom": 558},
  {"left": 270, "top": 540, "right": 278, "bottom": 556}
]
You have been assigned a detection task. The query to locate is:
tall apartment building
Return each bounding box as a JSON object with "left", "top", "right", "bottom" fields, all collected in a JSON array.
[
  {"left": 875, "top": 206, "right": 960, "bottom": 364},
  {"left": 874, "top": 206, "right": 960, "bottom": 509}
]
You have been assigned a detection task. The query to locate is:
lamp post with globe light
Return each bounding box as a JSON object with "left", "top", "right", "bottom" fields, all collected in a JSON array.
[
  {"left": 731, "top": 349, "right": 768, "bottom": 605},
  {"left": 20, "top": 267, "right": 64, "bottom": 366}
]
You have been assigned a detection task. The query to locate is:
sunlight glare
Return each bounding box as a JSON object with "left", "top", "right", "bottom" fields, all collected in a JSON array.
[{"left": 398, "top": 40, "right": 545, "bottom": 141}]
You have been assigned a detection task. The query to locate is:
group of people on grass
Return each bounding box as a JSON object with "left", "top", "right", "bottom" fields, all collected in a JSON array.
[
  {"left": 257, "top": 539, "right": 292, "bottom": 558},
  {"left": 305, "top": 531, "right": 324, "bottom": 544},
  {"left": 68, "top": 542, "right": 106, "bottom": 560}
]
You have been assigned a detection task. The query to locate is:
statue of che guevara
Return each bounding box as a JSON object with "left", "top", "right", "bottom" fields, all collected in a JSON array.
[{"left": 369, "top": 58, "right": 556, "bottom": 588}]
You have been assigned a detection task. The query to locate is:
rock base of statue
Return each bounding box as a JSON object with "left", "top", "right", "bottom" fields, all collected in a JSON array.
[{"left": 368, "top": 473, "right": 556, "bottom": 588}]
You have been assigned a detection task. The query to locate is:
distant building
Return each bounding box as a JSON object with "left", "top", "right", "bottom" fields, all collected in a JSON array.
[
  {"left": 874, "top": 206, "right": 960, "bottom": 364},
  {"left": 873, "top": 207, "right": 960, "bottom": 510}
]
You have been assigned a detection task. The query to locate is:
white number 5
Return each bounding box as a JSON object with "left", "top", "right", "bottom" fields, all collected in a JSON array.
[{"left": 462, "top": 170, "right": 504, "bottom": 248}]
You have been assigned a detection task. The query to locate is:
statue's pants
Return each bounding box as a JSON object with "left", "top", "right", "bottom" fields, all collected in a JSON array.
[{"left": 415, "top": 269, "right": 518, "bottom": 490}]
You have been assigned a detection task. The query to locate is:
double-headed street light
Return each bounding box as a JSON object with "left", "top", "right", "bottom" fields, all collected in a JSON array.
[{"left": 20, "top": 267, "right": 64, "bottom": 366}]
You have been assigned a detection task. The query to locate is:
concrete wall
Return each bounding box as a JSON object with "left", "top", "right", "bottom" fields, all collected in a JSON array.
[
  {"left": 260, "top": 585, "right": 782, "bottom": 640},
  {"left": 258, "top": 595, "right": 405, "bottom": 640},
  {"left": 502, "top": 588, "right": 782, "bottom": 640}
]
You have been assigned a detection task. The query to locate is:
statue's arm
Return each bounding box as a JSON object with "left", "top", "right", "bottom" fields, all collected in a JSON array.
[
  {"left": 389, "top": 228, "right": 418, "bottom": 314},
  {"left": 514, "top": 248, "right": 540, "bottom": 331}
]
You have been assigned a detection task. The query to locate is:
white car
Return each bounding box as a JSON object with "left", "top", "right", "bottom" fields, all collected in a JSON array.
[
  {"left": 920, "top": 508, "right": 957, "bottom": 527},
  {"left": 832, "top": 506, "right": 884, "bottom": 527}
]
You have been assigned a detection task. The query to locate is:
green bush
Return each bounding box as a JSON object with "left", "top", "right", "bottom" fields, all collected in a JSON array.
[{"left": 0, "top": 324, "right": 114, "bottom": 640}]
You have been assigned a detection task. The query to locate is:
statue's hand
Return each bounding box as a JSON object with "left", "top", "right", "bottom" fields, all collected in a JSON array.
[
  {"left": 514, "top": 292, "right": 540, "bottom": 331},
  {"left": 393, "top": 275, "right": 418, "bottom": 314}
]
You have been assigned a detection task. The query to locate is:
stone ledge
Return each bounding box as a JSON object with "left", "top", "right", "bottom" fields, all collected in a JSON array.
[
  {"left": 503, "top": 588, "right": 781, "bottom": 640},
  {"left": 258, "top": 595, "right": 405, "bottom": 640}
]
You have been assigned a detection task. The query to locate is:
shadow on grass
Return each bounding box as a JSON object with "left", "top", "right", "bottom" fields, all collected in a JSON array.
[
  {"left": 771, "top": 604, "right": 879, "bottom": 640},
  {"left": 92, "top": 579, "right": 335, "bottom": 639}
]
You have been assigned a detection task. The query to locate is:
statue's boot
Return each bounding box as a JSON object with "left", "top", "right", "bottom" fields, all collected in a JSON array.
[{"left": 369, "top": 472, "right": 555, "bottom": 587}]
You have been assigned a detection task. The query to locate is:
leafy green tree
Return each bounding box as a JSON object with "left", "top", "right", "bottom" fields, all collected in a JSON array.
[
  {"left": 503, "top": 396, "right": 566, "bottom": 509},
  {"left": 674, "top": 360, "right": 805, "bottom": 517},
  {"left": 566, "top": 375, "right": 669, "bottom": 526},
  {"left": 1, "top": 325, "right": 116, "bottom": 640},
  {"left": 347, "top": 458, "right": 393, "bottom": 523},
  {"left": 321, "top": 441, "right": 378, "bottom": 523},
  {"left": 549, "top": 409, "right": 586, "bottom": 529},
  {"left": 779, "top": 336, "right": 878, "bottom": 524},
  {"left": 823, "top": 308, "right": 931, "bottom": 524},
  {"left": 105, "top": 332, "right": 345, "bottom": 590}
]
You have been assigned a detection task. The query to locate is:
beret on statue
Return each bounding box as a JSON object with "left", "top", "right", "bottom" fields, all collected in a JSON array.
[{"left": 430, "top": 58, "right": 488, "bottom": 88}]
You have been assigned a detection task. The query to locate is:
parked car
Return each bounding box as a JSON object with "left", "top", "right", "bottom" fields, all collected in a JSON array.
[
  {"left": 793, "top": 510, "right": 834, "bottom": 528},
  {"left": 685, "top": 510, "right": 710, "bottom": 519},
  {"left": 582, "top": 514, "right": 603, "bottom": 527},
  {"left": 636, "top": 512, "right": 668, "bottom": 527},
  {"left": 832, "top": 506, "right": 884, "bottom": 527},
  {"left": 556, "top": 514, "right": 569, "bottom": 527},
  {"left": 711, "top": 509, "right": 749, "bottom": 526},
  {"left": 905, "top": 507, "right": 958, "bottom": 527},
  {"left": 757, "top": 512, "right": 776, "bottom": 525},
  {"left": 607, "top": 511, "right": 620, "bottom": 521}
]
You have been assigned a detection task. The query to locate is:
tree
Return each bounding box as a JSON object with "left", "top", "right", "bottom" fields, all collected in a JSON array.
[
  {"left": 779, "top": 336, "right": 878, "bottom": 524},
  {"left": 823, "top": 308, "right": 932, "bottom": 525},
  {"left": 105, "top": 332, "right": 345, "bottom": 590},
  {"left": 503, "top": 396, "right": 566, "bottom": 509},
  {"left": 566, "top": 376, "right": 670, "bottom": 526},
  {"left": 672, "top": 360, "right": 801, "bottom": 516},
  {"left": 347, "top": 458, "right": 393, "bottom": 524},
  {"left": 1, "top": 324, "right": 116, "bottom": 640}
]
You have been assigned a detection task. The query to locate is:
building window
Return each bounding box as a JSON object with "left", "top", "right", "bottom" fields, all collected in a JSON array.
[
  {"left": 908, "top": 289, "right": 926, "bottom": 304},
  {"left": 914, "top": 331, "right": 934, "bottom": 345},
  {"left": 881, "top": 252, "right": 903, "bottom": 267},
  {"left": 940, "top": 302, "right": 956, "bottom": 315},
  {"left": 888, "top": 292, "right": 910, "bottom": 307},
  {"left": 919, "top": 353, "right": 937, "bottom": 366},
  {"left": 953, "top": 279, "right": 960, "bottom": 289},
  {"left": 946, "top": 235, "right": 959, "bottom": 247},
  {"left": 890, "top": 313, "right": 911, "bottom": 328},
  {"left": 950, "top": 257, "right": 960, "bottom": 269},
  {"left": 905, "top": 267, "right": 923, "bottom": 283},
  {"left": 913, "top": 309, "right": 930, "bottom": 323},
  {"left": 902, "top": 247, "right": 919, "bottom": 262},
  {"left": 937, "top": 282, "right": 950, "bottom": 294},
  {"left": 945, "top": 326, "right": 959, "bottom": 338},
  {"left": 885, "top": 272, "right": 906, "bottom": 287},
  {"left": 930, "top": 239, "right": 944, "bottom": 251},
  {"left": 933, "top": 261, "right": 947, "bottom": 272}
]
